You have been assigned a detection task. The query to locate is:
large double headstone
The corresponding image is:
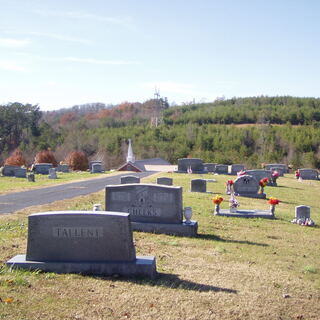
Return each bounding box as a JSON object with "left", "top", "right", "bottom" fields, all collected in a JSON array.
[
  {"left": 57, "top": 164, "right": 69, "bottom": 173},
  {"left": 233, "top": 175, "right": 266, "bottom": 199},
  {"left": 298, "top": 168, "right": 319, "bottom": 180},
  {"left": 34, "top": 163, "right": 53, "bottom": 175},
  {"left": 105, "top": 184, "right": 198, "bottom": 237},
  {"left": 6, "top": 211, "right": 156, "bottom": 278},
  {"left": 177, "top": 158, "right": 205, "bottom": 173},
  {"left": 264, "top": 163, "right": 289, "bottom": 173},
  {"left": 204, "top": 163, "right": 216, "bottom": 173},
  {"left": 2, "top": 165, "right": 26, "bottom": 178},
  {"left": 228, "top": 164, "right": 245, "bottom": 175},
  {"left": 244, "top": 169, "right": 274, "bottom": 186},
  {"left": 214, "top": 164, "right": 229, "bottom": 175}
]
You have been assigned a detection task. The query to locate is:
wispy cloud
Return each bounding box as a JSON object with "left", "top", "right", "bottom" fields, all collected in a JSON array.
[
  {"left": 0, "top": 37, "right": 30, "bottom": 48},
  {"left": 0, "top": 61, "right": 27, "bottom": 72},
  {"left": 61, "top": 57, "right": 139, "bottom": 65},
  {"left": 33, "top": 9, "right": 133, "bottom": 26},
  {"left": 5, "top": 30, "right": 91, "bottom": 45}
]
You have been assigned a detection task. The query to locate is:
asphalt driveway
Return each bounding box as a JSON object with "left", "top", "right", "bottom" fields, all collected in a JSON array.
[{"left": 0, "top": 171, "right": 156, "bottom": 214}]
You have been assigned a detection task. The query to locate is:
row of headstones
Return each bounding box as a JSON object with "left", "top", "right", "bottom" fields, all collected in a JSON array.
[
  {"left": 1, "top": 161, "right": 107, "bottom": 179},
  {"left": 6, "top": 182, "right": 199, "bottom": 278}
]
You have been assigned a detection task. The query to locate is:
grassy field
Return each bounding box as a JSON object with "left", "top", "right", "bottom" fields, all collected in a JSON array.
[
  {"left": 0, "top": 171, "right": 112, "bottom": 194},
  {"left": 0, "top": 172, "right": 319, "bottom": 320}
]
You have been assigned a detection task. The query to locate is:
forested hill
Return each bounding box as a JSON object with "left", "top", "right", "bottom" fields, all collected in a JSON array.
[
  {"left": 1, "top": 96, "right": 320, "bottom": 169},
  {"left": 163, "top": 96, "right": 320, "bottom": 125}
]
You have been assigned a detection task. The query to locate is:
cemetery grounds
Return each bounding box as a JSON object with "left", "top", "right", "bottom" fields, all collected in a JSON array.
[{"left": 0, "top": 172, "right": 319, "bottom": 320}]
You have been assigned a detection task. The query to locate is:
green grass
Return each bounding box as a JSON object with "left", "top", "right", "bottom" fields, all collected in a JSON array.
[
  {"left": 0, "top": 171, "right": 110, "bottom": 194},
  {"left": 0, "top": 172, "right": 320, "bottom": 319}
]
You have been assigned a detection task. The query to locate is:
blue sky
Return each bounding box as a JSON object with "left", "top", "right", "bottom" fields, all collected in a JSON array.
[{"left": 0, "top": 0, "right": 319, "bottom": 110}]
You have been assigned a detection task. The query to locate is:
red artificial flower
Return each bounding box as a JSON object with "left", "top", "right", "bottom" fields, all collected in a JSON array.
[
  {"left": 268, "top": 197, "right": 280, "bottom": 205},
  {"left": 226, "top": 180, "right": 234, "bottom": 185},
  {"left": 259, "top": 178, "right": 269, "bottom": 187}
]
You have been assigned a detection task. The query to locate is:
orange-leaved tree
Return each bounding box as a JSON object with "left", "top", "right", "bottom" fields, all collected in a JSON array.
[
  {"left": 4, "top": 149, "right": 26, "bottom": 166},
  {"left": 65, "top": 151, "right": 88, "bottom": 171},
  {"left": 34, "top": 150, "right": 58, "bottom": 166}
]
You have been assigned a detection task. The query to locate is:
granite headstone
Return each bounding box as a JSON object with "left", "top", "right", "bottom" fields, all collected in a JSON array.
[
  {"left": 177, "top": 158, "right": 205, "bottom": 173},
  {"left": 233, "top": 175, "right": 266, "bottom": 199},
  {"left": 121, "top": 175, "right": 140, "bottom": 184},
  {"left": 6, "top": 211, "right": 156, "bottom": 278},
  {"left": 215, "top": 164, "right": 229, "bottom": 174},
  {"left": 228, "top": 164, "right": 245, "bottom": 175},
  {"left": 157, "top": 177, "right": 173, "bottom": 186},
  {"left": 34, "top": 163, "right": 53, "bottom": 174},
  {"left": 298, "top": 168, "right": 319, "bottom": 180},
  {"left": 191, "top": 179, "right": 207, "bottom": 193}
]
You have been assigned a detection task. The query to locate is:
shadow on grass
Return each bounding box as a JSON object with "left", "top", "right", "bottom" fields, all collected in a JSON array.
[
  {"left": 106, "top": 273, "right": 238, "bottom": 294},
  {"left": 275, "top": 185, "right": 303, "bottom": 190},
  {"left": 196, "top": 233, "right": 269, "bottom": 247}
]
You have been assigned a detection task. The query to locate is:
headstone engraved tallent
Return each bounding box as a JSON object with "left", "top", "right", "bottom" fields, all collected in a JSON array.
[
  {"left": 106, "top": 184, "right": 197, "bottom": 236},
  {"left": 121, "top": 175, "right": 140, "bottom": 184},
  {"left": 6, "top": 211, "right": 156, "bottom": 278},
  {"left": 233, "top": 175, "right": 266, "bottom": 199},
  {"left": 191, "top": 179, "right": 207, "bottom": 193},
  {"left": 157, "top": 177, "right": 173, "bottom": 186}
]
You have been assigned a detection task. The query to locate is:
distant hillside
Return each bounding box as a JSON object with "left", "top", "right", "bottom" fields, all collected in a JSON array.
[{"left": 1, "top": 97, "right": 320, "bottom": 169}]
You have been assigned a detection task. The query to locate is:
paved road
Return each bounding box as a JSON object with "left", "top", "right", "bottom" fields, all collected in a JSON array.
[{"left": 0, "top": 171, "right": 156, "bottom": 214}]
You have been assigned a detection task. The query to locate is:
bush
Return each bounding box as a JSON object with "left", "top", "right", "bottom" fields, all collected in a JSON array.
[
  {"left": 65, "top": 151, "right": 88, "bottom": 171},
  {"left": 4, "top": 149, "right": 26, "bottom": 166},
  {"left": 34, "top": 150, "right": 58, "bottom": 166}
]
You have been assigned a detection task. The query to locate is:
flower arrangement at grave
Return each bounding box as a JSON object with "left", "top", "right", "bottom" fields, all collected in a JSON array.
[
  {"left": 295, "top": 170, "right": 300, "bottom": 179},
  {"left": 225, "top": 179, "right": 234, "bottom": 194},
  {"left": 229, "top": 192, "right": 239, "bottom": 213},
  {"left": 291, "top": 217, "right": 315, "bottom": 226},
  {"left": 212, "top": 195, "right": 223, "bottom": 214},
  {"left": 271, "top": 170, "right": 280, "bottom": 184},
  {"left": 267, "top": 197, "right": 280, "bottom": 215},
  {"left": 259, "top": 178, "right": 269, "bottom": 193}
]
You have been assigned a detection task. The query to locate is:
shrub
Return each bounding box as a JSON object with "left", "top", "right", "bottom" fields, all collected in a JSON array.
[
  {"left": 65, "top": 151, "right": 88, "bottom": 171},
  {"left": 34, "top": 150, "right": 58, "bottom": 166},
  {"left": 4, "top": 149, "right": 26, "bottom": 166}
]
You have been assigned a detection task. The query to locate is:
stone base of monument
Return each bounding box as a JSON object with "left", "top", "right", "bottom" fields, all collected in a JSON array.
[
  {"left": 131, "top": 221, "right": 198, "bottom": 237},
  {"left": 6, "top": 254, "right": 157, "bottom": 279},
  {"left": 216, "top": 209, "right": 274, "bottom": 219},
  {"left": 236, "top": 193, "right": 266, "bottom": 199}
]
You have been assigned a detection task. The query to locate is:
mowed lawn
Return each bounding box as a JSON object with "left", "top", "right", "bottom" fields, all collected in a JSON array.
[
  {"left": 0, "top": 172, "right": 319, "bottom": 320},
  {"left": 0, "top": 171, "right": 111, "bottom": 194}
]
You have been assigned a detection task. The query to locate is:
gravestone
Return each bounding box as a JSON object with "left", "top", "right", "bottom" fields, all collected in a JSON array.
[
  {"left": 48, "top": 168, "right": 57, "bottom": 179},
  {"left": 214, "top": 164, "right": 229, "bottom": 174},
  {"left": 91, "top": 163, "right": 103, "bottom": 174},
  {"left": 204, "top": 163, "right": 216, "bottom": 173},
  {"left": 89, "top": 161, "right": 103, "bottom": 172},
  {"left": 57, "top": 164, "right": 69, "bottom": 173},
  {"left": 2, "top": 165, "right": 20, "bottom": 177},
  {"left": 298, "top": 168, "right": 319, "bottom": 180},
  {"left": 177, "top": 158, "right": 205, "bottom": 173},
  {"left": 105, "top": 184, "right": 197, "bottom": 236},
  {"left": 6, "top": 211, "right": 156, "bottom": 278},
  {"left": 157, "top": 177, "right": 173, "bottom": 186},
  {"left": 233, "top": 175, "right": 266, "bottom": 199},
  {"left": 34, "top": 163, "right": 53, "bottom": 175},
  {"left": 295, "top": 205, "right": 310, "bottom": 220},
  {"left": 270, "top": 167, "right": 285, "bottom": 177},
  {"left": 15, "top": 168, "right": 27, "bottom": 178},
  {"left": 27, "top": 173, "right": 35, "bottom": 182},
  {"left": 244, "top": 169, "right": 274, "bottom": 186},
  {"left": 264, "top": 163, "right": 289, "bottom": 173},
  {"left": 191, "top": 179, "right": 207, "bottom": 193},
  {"left": 121, "top": 175, "right": 140, "bottom": 184},
  {"left": 228, "top": 164, "right": 245, "bottom": 175}
]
